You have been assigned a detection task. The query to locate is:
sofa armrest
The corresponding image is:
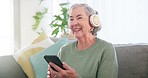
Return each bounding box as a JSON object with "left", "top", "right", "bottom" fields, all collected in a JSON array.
[{"left": 0, "top": 55, "right": 28, "bottom": 78}]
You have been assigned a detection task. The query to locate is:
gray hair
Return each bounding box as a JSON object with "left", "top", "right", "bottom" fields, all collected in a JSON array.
[{"left": 69, "top": 3, "right": 101, "bottom": 36}]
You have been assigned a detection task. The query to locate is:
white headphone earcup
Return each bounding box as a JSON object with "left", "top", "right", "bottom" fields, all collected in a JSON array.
[{"left": 90, "top": 14, "right": 100, "bottom": 27}]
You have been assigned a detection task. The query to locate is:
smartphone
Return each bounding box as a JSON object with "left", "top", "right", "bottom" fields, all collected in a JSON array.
[{"left": 43, "top": 55, "right": 65, "bottom": 72}]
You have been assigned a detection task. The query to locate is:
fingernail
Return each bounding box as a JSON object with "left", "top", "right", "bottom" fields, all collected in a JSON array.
[
  {"left": 47, "top": 71, "right": 50, "bottom": 74},
  {"left": 49, "top": 62, "right": 52, "bottom": 65},
  {"left": 63, "top": 62, "right": 66, "bottom": 64},
  {"left": 47, "top": 75, "right": 50, "bottom": 78}
]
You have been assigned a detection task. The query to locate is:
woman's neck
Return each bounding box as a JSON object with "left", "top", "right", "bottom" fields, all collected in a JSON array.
[{"left": 76, "top": 35, "right": 96, "bottom": 51}]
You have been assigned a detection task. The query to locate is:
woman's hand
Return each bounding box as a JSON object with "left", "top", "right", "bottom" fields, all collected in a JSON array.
[{"left": 47, "top": 62, "right": 77, "bottom": 78}]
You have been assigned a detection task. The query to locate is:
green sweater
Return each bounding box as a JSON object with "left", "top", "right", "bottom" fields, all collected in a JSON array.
[{"left": 58, "top": 38, "right": 118, "bottom": 78}]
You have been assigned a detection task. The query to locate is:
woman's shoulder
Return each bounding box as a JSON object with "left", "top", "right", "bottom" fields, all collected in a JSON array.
[
  {"left": 96, "top": 38, "right": 115, "bottom": 55},
  {"left": 96, "top": 38, "right": 112, "bottom": 44},
  {"left": 61, "top": 41, "right": 76, "bottom": 49},
  {"left": 96, "top": 38, "right": 113, "bottom": 48}
]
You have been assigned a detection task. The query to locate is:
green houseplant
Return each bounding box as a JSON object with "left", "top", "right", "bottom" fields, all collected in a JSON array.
[
  {"left": 50, "top": 3, "right": 69, "bottom": 37},
  {"left": 32, "top": 2, "right": 69, "bottom": 37},
  {"left": 32, "top": 8, "right": 48, "bottom": 34}
]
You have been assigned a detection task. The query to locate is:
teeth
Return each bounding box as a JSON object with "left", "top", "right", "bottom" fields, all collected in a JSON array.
[{"left": 73, "top": 28, "right": 81, "bottom": 32}]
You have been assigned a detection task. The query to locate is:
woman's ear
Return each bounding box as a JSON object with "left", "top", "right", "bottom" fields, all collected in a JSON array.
[{"left": 89, "top": 27, "right": 94, "bottom": 33}]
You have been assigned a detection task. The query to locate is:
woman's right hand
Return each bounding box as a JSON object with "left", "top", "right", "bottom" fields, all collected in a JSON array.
[{"left": 47, "top": 62, "right": 77, "bottom": 78}]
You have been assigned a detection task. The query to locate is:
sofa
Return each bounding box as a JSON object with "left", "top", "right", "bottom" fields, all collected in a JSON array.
[{"left": 0, "top": 43, "right": 148, "bottom": 78}]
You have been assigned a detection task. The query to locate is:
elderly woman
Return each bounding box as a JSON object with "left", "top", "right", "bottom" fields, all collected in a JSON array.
[{"left": 48, "top": 3, "right": 118, "bottom": 78}]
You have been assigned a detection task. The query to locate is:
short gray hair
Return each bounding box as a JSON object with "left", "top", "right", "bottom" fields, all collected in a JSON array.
[{"left": 70, "top": 3, "right": 101, "bottom": 36}]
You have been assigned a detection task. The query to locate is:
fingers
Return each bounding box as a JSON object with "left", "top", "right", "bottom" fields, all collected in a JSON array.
[
  {"left": 48, "top": 64, "right": 58, "bottom": 78},
  {"left": 47, "top": 70, "right": 53, "bottom": 78},
  {"left": 62, "top": 62, "right": 77, "bottom": 78},
  {"left": 49, "top": 62, "right": 63, "bottom": 72},
  {"left": 63, "top": 62, "right": 70, "bottom": 70},
  {"left": 47, "top": 65, "right": 51, "bottom": 78},
  {"left": 48, "top": 62, "right": 77, "bottom": 78}
]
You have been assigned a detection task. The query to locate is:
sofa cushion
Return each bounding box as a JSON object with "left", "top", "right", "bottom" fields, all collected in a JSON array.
[
  {"left": 13, "top": 33, "right": 54, "bottom": 78},
  {"left": 0, "top": 55, "right": 28, "bottom": 78},
  {"left": 115, "top": 44, "right": 148, "bottom": 78},
  {"left": 30, "top": 38, "right": 68, "bottom": 78}
]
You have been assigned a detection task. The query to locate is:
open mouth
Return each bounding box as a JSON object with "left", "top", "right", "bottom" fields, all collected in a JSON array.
[
  {"left": 73, "top": 28, "right": 81, "bottom": 32},
  {"left": 73, "top": 27, "right": 82, "bottom": 33}
]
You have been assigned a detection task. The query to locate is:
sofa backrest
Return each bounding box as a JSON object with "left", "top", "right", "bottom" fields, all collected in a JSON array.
[
  {"left": 0, "top": 55, "right": 28, "bottom": 78},
  {"left": 115, "top": 44, "right": 148, "bottom": 78}
]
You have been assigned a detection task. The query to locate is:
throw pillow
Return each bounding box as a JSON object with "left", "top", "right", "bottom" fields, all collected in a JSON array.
[
  {"left": 13, "top": 33, "right": 54, "bottom": 78},
  {"left": 30, "top": 38, "right": 68, "bottom": 78}
]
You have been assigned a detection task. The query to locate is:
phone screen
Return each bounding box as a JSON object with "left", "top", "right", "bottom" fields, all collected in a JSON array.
[{"left": 44, "top": 55, "right": 65, "bottom": 71}]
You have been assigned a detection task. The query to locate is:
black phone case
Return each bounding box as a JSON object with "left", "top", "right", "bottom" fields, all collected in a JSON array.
[{"left": 44, "top": 55, "right": 65, "bottom": 71}]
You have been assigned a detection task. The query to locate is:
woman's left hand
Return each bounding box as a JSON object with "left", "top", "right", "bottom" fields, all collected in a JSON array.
[{"left": 48, "top": 62, "right": 77, "bottom": 78}]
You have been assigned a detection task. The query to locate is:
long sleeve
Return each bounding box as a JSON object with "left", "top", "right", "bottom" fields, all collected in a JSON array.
[{"left": 97, "top": 44, "right": 118, "bottom": 78}]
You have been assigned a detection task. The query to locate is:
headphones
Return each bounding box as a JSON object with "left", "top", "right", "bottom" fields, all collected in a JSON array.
[{"left": 89, "top": 13, "right": 100, "bottom": 27}]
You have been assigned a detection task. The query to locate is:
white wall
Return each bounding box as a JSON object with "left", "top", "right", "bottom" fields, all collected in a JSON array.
[{"left": 20, "top": 0, "right": 39, "bottom": 48}]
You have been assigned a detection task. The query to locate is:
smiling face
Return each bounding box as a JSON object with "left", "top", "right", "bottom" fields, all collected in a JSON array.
[{"left": 69, "top": 7, "right": 92, "bottom": 38}]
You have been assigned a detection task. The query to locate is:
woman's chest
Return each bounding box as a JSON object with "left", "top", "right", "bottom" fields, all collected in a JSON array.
[{"left": 65, "top": 54, "right": 102, "bottom": 78}]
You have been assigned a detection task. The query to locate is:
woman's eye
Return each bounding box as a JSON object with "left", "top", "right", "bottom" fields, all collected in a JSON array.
[
  {"left": 70, "top": 18, "right": 74, "bottom": 21},
  {"left": 78, "top": 17, "right": 83, "bottom": 19}
]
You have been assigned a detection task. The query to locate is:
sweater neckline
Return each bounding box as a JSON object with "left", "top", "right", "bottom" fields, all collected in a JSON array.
[{"left": 72, "top": 38, "right": 101, "bottom": 55}]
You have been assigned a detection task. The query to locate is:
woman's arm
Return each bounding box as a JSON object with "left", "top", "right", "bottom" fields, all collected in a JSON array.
[{"left": 97, "top": 44, "right": 118, "bottom": 78}]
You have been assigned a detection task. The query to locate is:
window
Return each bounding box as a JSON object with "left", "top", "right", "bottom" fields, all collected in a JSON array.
[{"left": 0, "top": 0, "right": 14, "bottom": 56}]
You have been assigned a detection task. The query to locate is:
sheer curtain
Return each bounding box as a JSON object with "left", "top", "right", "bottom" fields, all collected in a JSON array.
[
  {"left": 0, "top": 0, "right": 14, "bottom": 56},
  {"left": 99, "top": 0, "right": 148, "bottom": 44}
]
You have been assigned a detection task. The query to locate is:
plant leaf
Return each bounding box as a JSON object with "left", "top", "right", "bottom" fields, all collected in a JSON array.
[{"left": 52, "top": 28, "right": 59, "bottom": 37}]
